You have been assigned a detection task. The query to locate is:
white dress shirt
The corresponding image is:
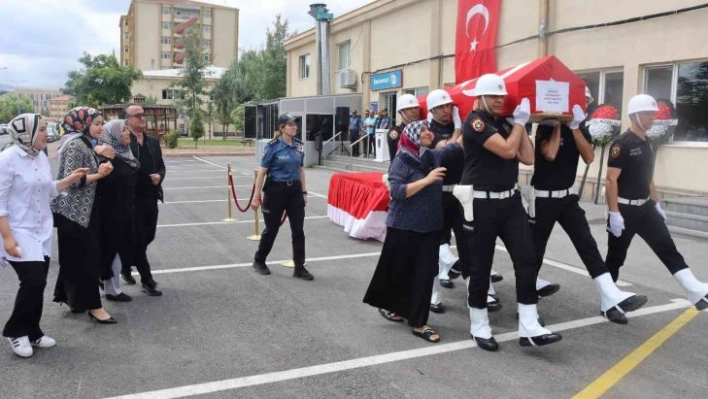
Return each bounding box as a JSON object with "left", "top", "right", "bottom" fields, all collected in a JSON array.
[{"left": 0, "top": 146, "right": 59, "bottom": 262}]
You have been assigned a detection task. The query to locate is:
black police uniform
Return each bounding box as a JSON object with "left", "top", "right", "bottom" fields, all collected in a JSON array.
[
  {"left": 604, "top": 130, "right": 689, "bottom": 281},
  {"left": 254, "top": 136, "right": 307, "bottom": 269},
  {"left": 460, "top": 109, "right": 538, "bottom": 308},
  {"left": 531, "top": 123, "right": 607, "bottom": 279},
  {"left": 387, "top": 123, "right": 403, "bottom": 161},
  {"left": 429, "top": 120, "right": 469, "bottom": 264}
]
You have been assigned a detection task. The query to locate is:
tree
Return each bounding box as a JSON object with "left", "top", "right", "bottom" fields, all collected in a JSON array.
[
  {"left": 175, "top": 26, "right": 209, "bottom": 118},
  {"left": 260, "top": 15, "right": 289, "bottom": 100},
  {"left": 62, "top": 53, "right": 142, "bottom": 107},
  {"left": 230, "top": 104, "right": 245, "bottom": 135},
  {"left": 189, "top": 109, "right": 205, "bottom": 148},
  {"left": 0, "top": 93, "right": 34, "bottom": 123},
  {"left": 145, "top": 95, "right": 158, "bottom": 105},
  {"left": 212, "top": 58, "right": 255, "bottom": 139}
]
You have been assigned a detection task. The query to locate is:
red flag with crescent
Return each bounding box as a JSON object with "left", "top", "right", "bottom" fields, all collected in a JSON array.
[{"left": 455, "top": 0, "right": 502, "bottom": 84}]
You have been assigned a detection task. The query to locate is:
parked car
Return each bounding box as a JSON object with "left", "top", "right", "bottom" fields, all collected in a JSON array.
[
  {"left": 46, "top": 127, "right": 58, "bottom": 142},
  {"left": 0, "top": 125, "right": 11, "bottom": 150}
]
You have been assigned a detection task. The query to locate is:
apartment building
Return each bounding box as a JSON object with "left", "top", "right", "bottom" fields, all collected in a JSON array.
[
  {"left": 120, "top": 0, "right": 239, "bottom": 71},
  {"left": 48, "top": 95, "right": 71, "bottom": 121},
  {"left": 13, "top": 88, "right": 62, "bottom": 114}
]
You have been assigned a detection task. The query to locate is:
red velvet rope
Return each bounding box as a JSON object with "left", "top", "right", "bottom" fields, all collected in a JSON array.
[{"left": 229, "top": 174, "right": 288, "bottom": 225}]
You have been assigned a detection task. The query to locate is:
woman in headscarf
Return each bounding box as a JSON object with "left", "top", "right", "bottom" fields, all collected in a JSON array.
[
  {"left": 363, "top": 120, "right": 449, "bottom": 343},
  {"left": 96, "top": 120, "right": 139, "bottom": 302},
  {"left": 0, "top": 114, "right": 87, "bottom": 357},
  {"left": 51, "top": 107, "right": 117, "bottom": 324}
]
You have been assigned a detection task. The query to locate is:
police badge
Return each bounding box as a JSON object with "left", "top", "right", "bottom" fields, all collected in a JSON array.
[
  {"left": 471, "top": 117, "right": 485, "bottom": 132},
  {"left": 389, "top": 130, "right": 398, "bottom": 140},
  {"left": 296, "top": 143, "right": 303, "bottom": 152},
  {"left": 610, "top": 144, "right": 621, "bottom": 159}
]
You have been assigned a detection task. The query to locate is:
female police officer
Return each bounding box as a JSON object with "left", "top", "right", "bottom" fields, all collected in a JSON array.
[{"left": 250, "top": 113, "right": 313, "bottom": 281}]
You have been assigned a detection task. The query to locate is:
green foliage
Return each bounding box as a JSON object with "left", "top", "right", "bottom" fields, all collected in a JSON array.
[
  {"left": 0, "top": 94, "right": 35, "bottom": 123},
  {"left": 230, "top": 104, "right": 245, "bottom": 134},
  {"left": 62, "top": 53, "right": 142, "bottom": 107},
  {"left": 145, "top": 95, "right": 158, "bottom": 105},
  {"left": 175, "top": 26, "right": 209, "bottom": 118},
  {"left": 164, "top": 130, "right": 180, "bottom": 149},
  {"left": 189, "top": 110, "right": 205, "bottom": 147}
]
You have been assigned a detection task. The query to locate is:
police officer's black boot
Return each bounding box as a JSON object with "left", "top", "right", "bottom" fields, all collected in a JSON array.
[
  {"left": 594, "top": 273, "right": 648, "bottom": 324},
  {"left": 518, "top": 304, "right": 562, "bottom": 347},
  {"left": 673, "top": 269, "right": 708, "bottom": 310},
  {"left": 293, "top": 265, "right": 314, "bottom": 281},
  {"left": 252, "top": 261, "right": 271, "bottom": 275}
]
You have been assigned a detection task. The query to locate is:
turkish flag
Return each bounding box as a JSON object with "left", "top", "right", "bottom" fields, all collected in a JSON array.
[{"left": 455, "top": 0, "right": 502, "bottom": 84}]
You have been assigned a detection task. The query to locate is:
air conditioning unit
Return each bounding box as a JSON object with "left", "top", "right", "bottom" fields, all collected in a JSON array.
[{"left": 339, "top": 69, "right": 357, "bottom": 89}]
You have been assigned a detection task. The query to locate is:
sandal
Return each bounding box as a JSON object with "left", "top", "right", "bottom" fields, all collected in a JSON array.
[
  {"left": 412, "top": 327, "right": 440, "bottom": 343},
  {"left": 378, "top": 308, "right": 403, "bottom": 322}
]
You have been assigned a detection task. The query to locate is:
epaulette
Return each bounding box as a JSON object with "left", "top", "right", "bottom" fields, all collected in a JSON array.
[
  {"left": 293, "top": 137, "right": 303, "bottom": 144},
  {"left": 267, "top": 137, "right": 279, "bottom": 145}
]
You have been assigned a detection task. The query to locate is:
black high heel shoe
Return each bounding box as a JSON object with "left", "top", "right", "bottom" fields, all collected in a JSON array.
[{"left": 88, "top": 312, "right": 117, "bottom": 325}]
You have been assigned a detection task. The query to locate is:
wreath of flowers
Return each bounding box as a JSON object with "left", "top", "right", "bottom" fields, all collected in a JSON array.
[
  {"left": 646, "top": 99, "right": 678, "bottom": 144},
  {"left": 587, "top": 104, "right": 621, "bottom": 146}
]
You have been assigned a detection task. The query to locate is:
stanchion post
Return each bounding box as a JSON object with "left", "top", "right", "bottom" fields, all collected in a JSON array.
[
  {"left": 247, "top": 168, "right": 262, "bottom": 241},
  {"left": 222, "top": 162, "right": 236, "bottom": 222}
]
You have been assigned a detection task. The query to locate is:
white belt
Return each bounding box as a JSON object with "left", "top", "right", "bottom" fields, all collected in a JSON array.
[
  {"left": 618, "top": 196, "right": 649, "bottom": 206},
  {"left": 442, "top": 185, "right": 456, "bottom": 193},
  {"left": 534, "top": 187, "right": 574, "bottom": 199},
  {"left": 474, "top": 188, "right": 517, "bottom": 200}
]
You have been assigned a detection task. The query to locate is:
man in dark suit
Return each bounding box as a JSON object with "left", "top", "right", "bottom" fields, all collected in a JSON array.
[{"left": 121, "top": 104, "right": 165, "bottom": 296}]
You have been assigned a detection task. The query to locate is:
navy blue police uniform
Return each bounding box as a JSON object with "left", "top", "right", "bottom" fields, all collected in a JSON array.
[
  {"left": 254, "top": 135, "right": 307, "bottom": 269},
  {"left": 460, "top": 109, "right": 538, "bottom": 309},
  {"left": 604, "top": 130, "right": 689, "bottom": 281},
  {"left": 531, "top": 122, "right": 609, "bottom": 279},
  {"left": 387, "top": 123, "right": 403, "bottom": 162}
]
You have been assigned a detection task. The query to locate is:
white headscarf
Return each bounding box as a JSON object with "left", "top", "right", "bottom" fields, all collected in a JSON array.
[
  {"left": 100, "top": 119, "right": 139, "bottom": 169},
  {"left": 3, "top": 113, "right": 42, "bottom": 156}
]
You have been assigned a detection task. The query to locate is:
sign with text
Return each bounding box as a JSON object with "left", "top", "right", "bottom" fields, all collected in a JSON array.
[
  {"left": 535, "top": 79, "right": 569, "bottom": 113},
  {"left": 370, "top": 70, "right": 403, "bottom": 91}
]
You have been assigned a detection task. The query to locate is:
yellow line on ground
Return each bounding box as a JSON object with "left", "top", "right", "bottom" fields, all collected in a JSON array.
[{"left": 572, "top": 307, "right": 700, "bottom": 399}]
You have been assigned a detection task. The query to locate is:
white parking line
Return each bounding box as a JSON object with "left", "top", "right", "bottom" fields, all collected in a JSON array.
[
  {"left": 168, "top": 170, "right": 226, "bottom": 174},
  {"left": 156, "top": 215, "right": 329, "bottom": 228},
  {"left": 193, "top": 156, "right": 227, "bottom": 169},
  {"left": 103, "top": 300, "right": 691, "bottom": 399}
]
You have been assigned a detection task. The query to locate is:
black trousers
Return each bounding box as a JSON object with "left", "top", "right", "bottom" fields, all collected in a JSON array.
[
  {"left": 440, "top": 192, "right": 472, "bottom": 270},
  {"left": 254, "top": 181, "right": 306, "bottom": 268},
  {"left": 367, "top": 134, "right": 376, "bottom": 156},
  {"left": 605, "top": 200, "right": 687, "bottom": 282},
  {"left": 531, "top": 195, "right": 607, "bottom": 278},
  {"left": 3, "top": 257, "right": 50, "bottom": 341},
  {"left": 387, "top": 137, "right": 399, "bottom": 161},
  {"left": 350, "top": 131, "right": 360, "bottom": 157},
  {"left": 463, "top": 192, "right": 538, "bottom": 308},
  {"left": 126, "top": 196, "right": 158, "bottom": 284}
]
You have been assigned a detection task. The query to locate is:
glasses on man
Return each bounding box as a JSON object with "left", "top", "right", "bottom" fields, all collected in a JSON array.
[{"left": 129, "top": 113, "right": 146, "bottom": 119}]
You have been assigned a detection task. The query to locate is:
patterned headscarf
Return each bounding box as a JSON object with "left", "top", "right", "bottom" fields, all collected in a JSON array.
[
  {"left": 3, "top": 113, "right": 42, "bottom": 156},
  {"left": 398, "top": 120, "right": 429, "bottom": 162},
  {"left": 57, "top": 106, "right": 101, "bottom": 156},
  {"left": 100, "top": 119, "right": 139, "bottom": 169}
]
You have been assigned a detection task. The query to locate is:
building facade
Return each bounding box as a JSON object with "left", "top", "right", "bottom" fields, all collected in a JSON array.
[
  {"left": 13, "top": 88, "right": 62, "bottom": 114},
  {"left": 284, "top": 0, "right": 708, "bottom": 195},
  {"left": 120, "top": 0, "right": 239, "bottom": 71},
  {"left": 48, "top": 95, "right": 70, "bottom": 121}
]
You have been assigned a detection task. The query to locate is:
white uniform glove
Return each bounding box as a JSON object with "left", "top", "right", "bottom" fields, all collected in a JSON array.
[
  {"left": 452, "top": 106, "right": 462, "bottom": 129},
  {"left": 427, "top": 111, "right": 433, "bottom": 123},
  {"left": 608, "top": 211, "right": 625, "bottom": 237},
  {"left": 655, "top": 202, "right": 667, "bottom": 221},
  {"left": 569, "top": 104, "right": 587, "bottom": 130},
  {"left": 513, "top": 98, "right": 531, "bottom": 126}
]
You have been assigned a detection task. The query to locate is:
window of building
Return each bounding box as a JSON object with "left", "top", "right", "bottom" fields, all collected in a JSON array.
[
  {"left": 162, "top": 89, "right": 185, "bottom": 100},
  {"left": 203, "top": 39, "right": 211, "bottom": 47},
  {"left": 645, "top": 61, "right": 708, "bottom": 142},
  {"left": 204, "top": 53, "right": 211, "bottom": 63},
  {"left": 162, "top": 21, "right": 170, "bottom": 30},
  {"left": 203, "top": 24, "right": 211, "bottom": 33},
  {"left": 204, "top": 10, "right": 212, "bottom": 18},
  {"left": 124, "top": 60, "right": 129, "bottom": 66},
  {"left": 162, "top": 6, "right": 171, "bottom": 15},
  {"left": 404, "top": 87, "right": 429, "bottom": 97},
  {"left": 338, "top": 40, "right": 350, "bottom": 71},
  {"left": 162, "top": 51, "right": 171, "bottom": 59},
  {"left": 124, "top": 46, "right": 129, "bottom": 53},
  {"left": 124, "top": 20, "right": 128, "bottom": 26},
  {"left": 162, "top": 36, "right": 171, "bottom": 44},
  {"left": 576, "top": 69, "right": 624, "bottom": 116},
  {"left": 123, "top": 32, "right": 129, "bottom": 40},
  {"left": 299, "top": 54, "right": 310, "bottom": 79}
]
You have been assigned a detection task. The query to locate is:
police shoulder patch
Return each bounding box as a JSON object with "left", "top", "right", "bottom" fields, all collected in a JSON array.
[
  {"left": 268, "top": 137, "right": 279, "bottom": 145},
  {"left": 610, "top": 143, "right": 621, "bottom": 159},
  {"left": 296, "top": 143, "right": 304, "bottom": 152},
  {"left": 471, "top": 117, "right": 485, "bottom": 133},
  {"left": 388, "top": 128, "right": 398, "bottom": 140}
]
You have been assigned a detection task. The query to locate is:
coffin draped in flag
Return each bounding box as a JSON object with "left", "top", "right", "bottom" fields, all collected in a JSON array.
[
  {"left": 420, "top": 55, "right": 588, "bottom": 121},
  {"left": 327, "top": 172, "right": 389, "bottom": 242}
]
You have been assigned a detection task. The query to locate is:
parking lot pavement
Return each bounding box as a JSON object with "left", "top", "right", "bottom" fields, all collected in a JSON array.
[{"left": 1, "top": 155, "right": 707, "bottom": 398}]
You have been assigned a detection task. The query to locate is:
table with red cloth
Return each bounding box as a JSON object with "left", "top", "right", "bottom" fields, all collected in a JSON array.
[{"left": 327, "top": 172, "right": 389, "bottom": 242}]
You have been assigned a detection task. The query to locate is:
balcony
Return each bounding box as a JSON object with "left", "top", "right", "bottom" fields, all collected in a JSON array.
[{"left": 174, "top": 18, "right": 197, "bottom": 35}]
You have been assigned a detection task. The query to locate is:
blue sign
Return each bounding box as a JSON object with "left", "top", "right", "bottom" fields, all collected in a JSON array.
[
  {"left": 370, "top": 70, "right": 403, "bottom": 91},
  {"left": 369, "top": 102, "right": 378, "bottom": 113}
]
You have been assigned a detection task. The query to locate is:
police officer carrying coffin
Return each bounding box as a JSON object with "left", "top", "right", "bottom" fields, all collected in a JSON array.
[
  {"left": 250, "top": 113, "right": 314, "bottom": 281},
  {"left": 530, "top": 89, "right": 647, "bottom": 324},
  {"left": 605, "top": 94, "right": 708, "bottom": 310},
  {"left": 386, "top": 94, "right": 420, "bottom": 162},
  {"left": 458, "top": 74, "right": 561, "bottom": 351}
]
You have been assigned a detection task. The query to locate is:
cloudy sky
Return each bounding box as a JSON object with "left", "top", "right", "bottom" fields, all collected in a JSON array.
[{"left": 0, "top": 0, "right": 373, "bottom": 90}]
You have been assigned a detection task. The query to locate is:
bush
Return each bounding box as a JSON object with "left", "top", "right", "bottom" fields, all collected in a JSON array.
[{"left": 165, "top": 130, "right": 180, "bottom": 149}]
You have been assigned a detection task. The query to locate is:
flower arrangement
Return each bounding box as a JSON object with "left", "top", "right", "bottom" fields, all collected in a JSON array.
[
  {"left": 646, "top": 99, "right": 678, "bottom": 144},
  {"left": 587, "top": 104, "right": 621, "bottom": 146}
]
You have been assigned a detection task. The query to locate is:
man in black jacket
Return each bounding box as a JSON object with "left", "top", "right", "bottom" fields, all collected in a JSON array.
[{"left": 121, "top": 104, "right": 165, "bottom": 296}]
